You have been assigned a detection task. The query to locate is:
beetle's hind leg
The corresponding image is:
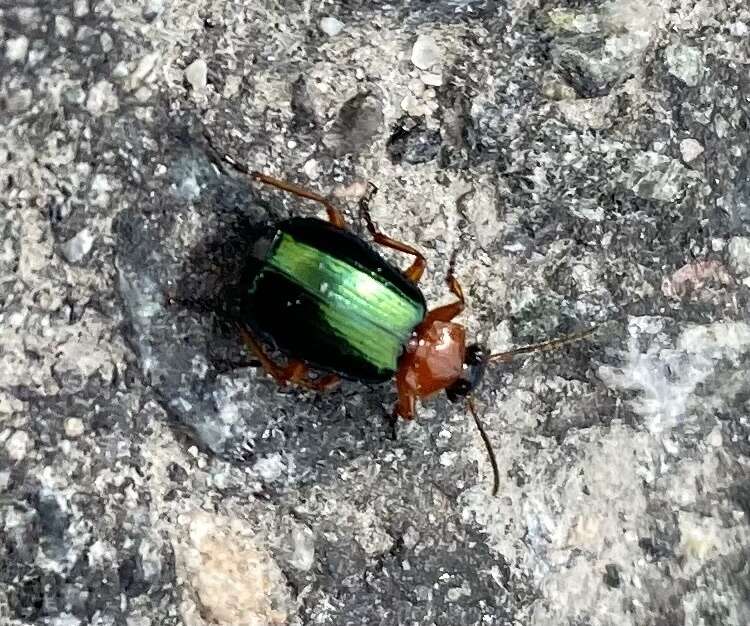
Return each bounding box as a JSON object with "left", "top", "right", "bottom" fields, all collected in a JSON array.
[
  {"left": 250, "top": 172, "right": 346, "bottom": 229},
  {"left": 358, "top": 183, "right": 427, "bottom": 284},
  {"left": 203, "top": 131, "right": 346, "bottom": 227},
  {"left": 237, "top": 325, "right": 340, "bottom": 391}
]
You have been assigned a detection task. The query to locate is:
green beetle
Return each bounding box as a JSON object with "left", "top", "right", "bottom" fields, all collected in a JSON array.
[{"left": 207, "top": 136, "right": 598, "bottom": 495}]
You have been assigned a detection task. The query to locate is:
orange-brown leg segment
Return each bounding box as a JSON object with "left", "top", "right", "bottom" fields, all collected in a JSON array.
[
  {"left": 423, "top": 250, "right": 465, "bottom": 324},
  {"left": 238, "top": 325, "right": 340, "bottom": 391},
  {"left": 201, "top": 131, "right": 346, "bottom": 228},
  {"left": 359, "top": 183, "right": 427, "bottom": 283},
  {"left": 394, "top": 383, "right": 416, "bottom": 420},
  {"left": 250, "top": 171, "right": 346, "bottom": 229}
]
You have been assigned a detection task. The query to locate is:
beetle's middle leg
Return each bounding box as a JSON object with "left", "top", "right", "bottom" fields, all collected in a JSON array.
[
  {"left": 237, "top": 325, "right": 340, "bottom": 391},
  {"left": 423, "top": 250, "right": 465, "bottom": 324},
  {"left": 359, "top": 183, "right": 427, "bottom": 284}
]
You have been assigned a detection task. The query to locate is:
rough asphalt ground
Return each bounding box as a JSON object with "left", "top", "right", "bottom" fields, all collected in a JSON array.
[{"left": 1, "top": 0, "right": 749, "bottom": 624}]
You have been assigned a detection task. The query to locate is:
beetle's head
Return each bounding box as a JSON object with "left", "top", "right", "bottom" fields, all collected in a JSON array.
[{"left": 445, "top": 343, "right": 489, "bottom": 402}]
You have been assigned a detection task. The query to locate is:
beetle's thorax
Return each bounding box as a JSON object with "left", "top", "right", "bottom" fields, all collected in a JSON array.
[{"left": 396, "top": 320, "right": 467, "bottom": 400}]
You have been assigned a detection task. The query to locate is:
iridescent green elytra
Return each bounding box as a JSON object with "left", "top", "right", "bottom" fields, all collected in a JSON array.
[{"left": 244, "top": 217, "right": 427, "bottom": 382}]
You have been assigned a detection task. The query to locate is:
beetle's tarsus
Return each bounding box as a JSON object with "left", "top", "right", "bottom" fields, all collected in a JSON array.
[
  {"left": 203, "top": 130, "right": 243, "bottom": 175},
  {"left": 358, "top": 190, "right": 427, "bottom": 284}
]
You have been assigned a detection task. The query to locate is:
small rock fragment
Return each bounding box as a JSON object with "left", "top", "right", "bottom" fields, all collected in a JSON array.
[
  {"left": 661, "top": 260, "right": 732, "bottom": 298},
  {"left": 73, "top": 0, "right": 88, "bottom": 16},
  {"left": 252, "top": 453, "right": 285, "bottom": 481},
  {"left": 679, "top": 138, "right": 704, "bottom": 163},
  {"left": 557, "top": 96, "right": 613, "bottom": 130},
  {"left": 542, "top": 71, "right": 578, "bottom": 100},
  {"left": 184, "top": 59, "right": 207, "bottom": 92},
  {"left": 0, "top": 392, "right": 24, "bottom": 415},
  {"left": 629, "top": 151, "right": 700, "bottom": 202},
  {"left": 547, "top": 8, "right": 600, "bottom": 34},
  {"left": 6, "top": 430, "right": 30, "bottom": 461},
  {"left": 60, "top": 228, "right": 95, "bottom": 263},
  {"left": 354, "top": 518, "right": 393, "bottom": 556},
  {"left": 319, "top": 16, "right": 344, "bottom": 37},
  {"left": 112, "top": 61, "right": 129, "bottom": 80},
  {"left": 727, "top": 237, "right": 750, "bottom": 276},
  {"left": 400, "top": 93, "right": 424, "bottom": 117},
  {"left": 420, "top": 71, "right": 443, "bottom": 86},
  {"left": 729, "top": 21, "right": 748, "bottom": 37},
  {"left": 289, "top": 524, "right": 315, "bottom": 571},
  {"left": 135, "top": 86, "right": 152, "bottom": 102},
  {"left": 6, "top": 36, "right": 29, "bottom": 62},
  {"left": 408, "top": 78, "right": 425, "bottom": 97},
  {"left": 55, "top": 15, "right": 73, "bottom": 37},
  {"left": 303, "top": 159, "right": 320, "bottom": 180},
  {"left": 223, "top": 75, "right": 242, "bottom": 99},
  {"left": 86, "top": 80, "right": 118, "bottom": 116},
  {"left": 665, "top": 44, "right": 703, "bottom": 86},
  {"left": 411, "top": 35, "right": 440, "bottom": 70},
  {"left": 143, "top": 0, "right": 164, "bottom": 20},
  {"left": 707, "top": 427, "right": 722, "bottom": 448},
  {"left": 100, "top": 32, "right": 113, "bottom": 52},
  {"left": 65, "top": 417, "right": 85, "bottom": 438},
  {"left": 129, "top": 52, "right": 160, "bottom": 89},
  {"left": 175, "top": 513, "right": 291, "bottom": 625}
]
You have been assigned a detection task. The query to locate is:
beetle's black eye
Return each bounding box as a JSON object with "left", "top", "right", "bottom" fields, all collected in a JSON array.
[
  {"left": 446, "top": 343, "right": 488, "bottom": 402},
  {"left": 446, "top": 379, "right": 472, "bottom": 402},
  {"left": 465, "top": 344, "right": 488, "bottom": 366}
]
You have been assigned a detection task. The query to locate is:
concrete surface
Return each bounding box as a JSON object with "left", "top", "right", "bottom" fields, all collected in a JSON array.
[{"left": 1, "top": 0, "right": 749, "bottom": 624}]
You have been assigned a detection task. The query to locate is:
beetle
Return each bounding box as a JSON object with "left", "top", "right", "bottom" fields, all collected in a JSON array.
[{"left": 204, "top": 134, "right": 597, "bottom": 495}]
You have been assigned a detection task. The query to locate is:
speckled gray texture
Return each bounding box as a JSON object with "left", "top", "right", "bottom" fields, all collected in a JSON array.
[{"left": 2, "top": 0, "right": 749, "bottom": 625}]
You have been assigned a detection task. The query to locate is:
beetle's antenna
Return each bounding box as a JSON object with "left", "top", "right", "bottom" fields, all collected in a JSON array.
[
  {"left": 488, "top": 325, "right": 600, "bottom": 363},
  {"left": 467, "top": 397, "right": 499, "bottom": 497}
]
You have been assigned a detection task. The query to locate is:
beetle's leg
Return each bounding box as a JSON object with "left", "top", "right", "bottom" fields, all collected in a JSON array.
[
  {"left": 297, "top": 371, "right": 341, "bottom": 391},
  {"left": 423, "top": 250, "right": 465, "bottom": 324},
  {"left": 238, "top": 324, "right": 287, "bottom": 382},
  {"left": 359, "top": 183, "right": 427, "bottom": 284},
  {"left": 393, "top": 387, "right": 417, "bottom": 421},
  {"left": 238, "top": 325, "right": 340, "bottom": 390},
  {"left": 394, "top": 363, "right": 417, "bottom": 420},
  {"left": 281, "top": 360, "right": 341, "bottom": 391},
  {"left": 202, "top": 132, "right": 346, "bottom": 227},
  {"left": 250, "top": 172, "right": 347, "bottom": 228}
]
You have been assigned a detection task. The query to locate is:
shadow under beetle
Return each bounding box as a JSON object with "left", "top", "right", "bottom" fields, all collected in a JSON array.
[{"left": 204, "top": 133, "right": 598, "bottom": 495}]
